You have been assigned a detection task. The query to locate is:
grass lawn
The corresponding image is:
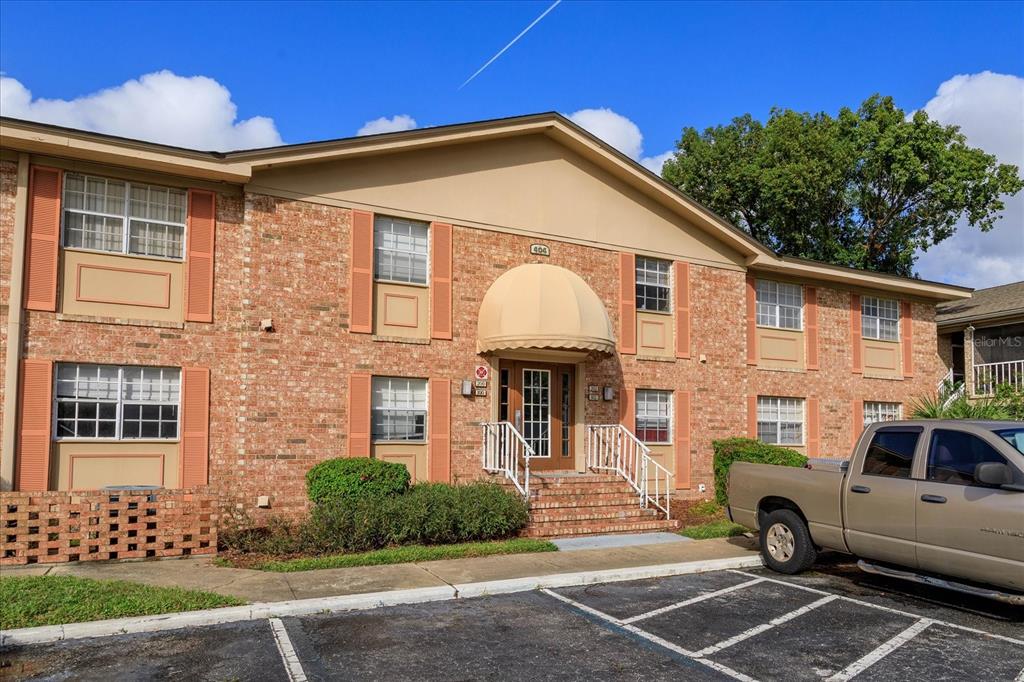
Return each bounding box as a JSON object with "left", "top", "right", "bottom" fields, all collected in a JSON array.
[
  {"left": 0, "top": 575, "right": 245, "bottom": 630},
  {"left": 679, "top": 519, "right": 749, "bottom": 540},
  {"left": 246, "top": 538, "right": 557, "bottom": 573}
]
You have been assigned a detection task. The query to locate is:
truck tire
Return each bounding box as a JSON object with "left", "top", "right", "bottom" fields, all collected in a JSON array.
[{"left": 760, "top": 509, "right": 817, "bottom": 574}]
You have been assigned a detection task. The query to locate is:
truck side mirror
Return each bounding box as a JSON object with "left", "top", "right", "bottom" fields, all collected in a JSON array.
[{"left": 975, "top": 462, "right": 1011, "bottom": 486}]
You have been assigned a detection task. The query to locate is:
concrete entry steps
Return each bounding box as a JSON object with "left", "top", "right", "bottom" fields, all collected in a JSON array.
[{"left": 497, "top": 472, "right": 682, "bottom": 539}]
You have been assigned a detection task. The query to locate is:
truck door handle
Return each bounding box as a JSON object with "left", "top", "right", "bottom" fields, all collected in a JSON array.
[
  {"left": 851, "top": 485, "right": 871, "bottom": 494},
  {"left": 921, "top": 494, "right": 947, "bottom": 504}
]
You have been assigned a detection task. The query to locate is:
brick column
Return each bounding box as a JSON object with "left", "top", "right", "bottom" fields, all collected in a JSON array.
[{"left": 964, "top": 325, "right": 975, "bottom": 397}]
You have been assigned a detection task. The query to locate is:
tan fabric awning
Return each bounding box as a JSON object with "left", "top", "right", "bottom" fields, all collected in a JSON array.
[{"left": 477, "top": 264, "right": 615, "bottom": 354}]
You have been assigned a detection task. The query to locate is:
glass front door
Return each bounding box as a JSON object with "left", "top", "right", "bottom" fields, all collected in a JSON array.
[{"left": 500, "top": 361, "right": 574, "bottom": 471}]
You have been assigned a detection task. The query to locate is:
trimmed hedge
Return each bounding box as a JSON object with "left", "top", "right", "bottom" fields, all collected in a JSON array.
[
  {"left": 221, "top": 482, "right": 530, "bottom": 556},
  {"left": 305, "top": 457, "right": 410, "bottom": 505},
  {"left": 712, "top": 438, "right": 808, "bottom": 506}
]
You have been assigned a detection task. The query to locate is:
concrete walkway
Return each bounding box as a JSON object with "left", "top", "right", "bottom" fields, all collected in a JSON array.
[{"left": 4, "top": 536, "right": 758, "bottom": 604}]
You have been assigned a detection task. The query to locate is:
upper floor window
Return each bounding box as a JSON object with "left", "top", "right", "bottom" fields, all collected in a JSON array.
[
  {"left": 756, "top": 280, "right": 802, "bottom": 330},
  {"left": 635, "top": 389, "right": 672, "bottom": 444},
  {"left": 635, "top": 257, "right": 670, "bottom": 312},
  {"left": 374, "top": 215, "right": 429, "bottom": 285},
  {"left": 862, "top": 296, "right": 899, "bottom": 341},
  {"left": 62, "top": 173, "right": 186, "bottom": 260},
  {"left": 757, "top": 396, "right": 804, "bottom": 445},
  {"left": 56, "top": 363, "right": 180, "bottom": 440},
  {"left": 372, "top": 376, "right": 427, "bottom": 441},
  {"left": 863, "top": 401, "right": 902, "bottom": 426}
]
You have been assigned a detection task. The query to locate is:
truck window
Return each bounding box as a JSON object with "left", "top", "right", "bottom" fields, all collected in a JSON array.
[
  {"left": 862, "top": 430, "right": 919, "bottom": 478},
  {"left": 995, "top": 428, "right": 1024, "bottom": 455},
  {"left": 927, "top": 429, "right": 1014, "bottom": 488}
]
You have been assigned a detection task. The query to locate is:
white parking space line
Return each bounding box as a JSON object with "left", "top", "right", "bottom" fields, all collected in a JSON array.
[
  {"left": 541, "top": 588, "right": 759, "bottom": 682},
  {"left": 269, "top": 617, "right": 308, "bottom": 682},
  {"left": 693, "top": 594, "right": 839, "bottom": 658},
  {"left": 1015, "top": 665, "right": 1024, "bottom": 682},
  {"left": 825, "top": 618, "right": 933, "bottom": 682},
  {"left": 729, "top": 570, "right": 1024, "bottom": 647},
  {"left": 621, "top": 578, "right": 767, "bottom": 624}
]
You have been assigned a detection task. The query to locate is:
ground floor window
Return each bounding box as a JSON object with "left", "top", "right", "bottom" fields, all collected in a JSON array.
[
  {"left": 757, "top": 396, "right": 804, "bottom": 446},
  {"left": 863, "top": 401, "right": 902, "bottom": 426},
  {"left": 635, "top": 389, "right": 672, "bottom": 444},
  {"left": 372, "top": 376, "right": 427, "bottom": 441},
  {"left": 55, "top": 363, "right": 180, "bottom": 439}
]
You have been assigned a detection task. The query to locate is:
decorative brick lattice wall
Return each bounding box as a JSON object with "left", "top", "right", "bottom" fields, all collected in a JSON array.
[{"left": 0, "top": 489, "right": 216, "bottom": 566}]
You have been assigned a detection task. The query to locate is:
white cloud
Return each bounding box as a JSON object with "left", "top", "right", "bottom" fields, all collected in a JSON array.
[
  {"left": 914, "top": 72, "right": 1024, "bottom": 289},
  {"left": 356, "top": 114, "right": 418, "bottom": 136},
  {"left": 566, "top": 108, "right": 673, "bottom": 175},
  {"left": 0, "top": 71, "right": 282, "bottom": 151}
]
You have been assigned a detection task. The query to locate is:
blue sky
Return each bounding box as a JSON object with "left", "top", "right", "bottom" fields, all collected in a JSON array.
[{"left": 1, "top": 0, "right": 1022, "bottom": 285}]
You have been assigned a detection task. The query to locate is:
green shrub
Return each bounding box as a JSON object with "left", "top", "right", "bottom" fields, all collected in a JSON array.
[
  {"left": 712, "top": 438, "right": 808, "bottom": 506},
  {"left": 305, "top": 457, "right": 410, "bottom": 505}
]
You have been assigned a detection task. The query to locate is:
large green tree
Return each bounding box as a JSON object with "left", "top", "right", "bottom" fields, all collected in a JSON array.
[{"left": 662, "top": 95, "right": 1023, "bottom": 276}]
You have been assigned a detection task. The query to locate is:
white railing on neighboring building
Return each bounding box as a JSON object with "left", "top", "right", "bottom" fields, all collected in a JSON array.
[
  {"left": 973, "top": 359, "right": 1024, "bottom": 397},
  {"left": 586, "top": 424, "right": 672, "bottom": 518},
  {"left": 481, "top": 421, "right": 536, "bottom": 497}
]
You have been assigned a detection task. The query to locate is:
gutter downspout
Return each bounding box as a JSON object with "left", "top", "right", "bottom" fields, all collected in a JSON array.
[{"left": 1, "top": 153, "right": 30, "bottom": 490}]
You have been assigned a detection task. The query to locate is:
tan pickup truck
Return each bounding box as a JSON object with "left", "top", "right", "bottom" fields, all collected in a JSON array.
[{"left": 727, "top": 420, "right": 1024, "bottom": 604}]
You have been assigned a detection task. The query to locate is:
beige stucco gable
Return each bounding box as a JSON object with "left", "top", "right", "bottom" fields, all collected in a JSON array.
[{"left": 248, "top": 133, "right": 746, "bottom": 269}]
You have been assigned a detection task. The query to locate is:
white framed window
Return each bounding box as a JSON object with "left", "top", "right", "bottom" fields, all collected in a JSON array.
[
  {"left": 372, "top": 377, "right": 427, "bottom": 441},
  {"left": 374, "top": 215, "right": 429, "bottom": 285},
  {"left": 864, "top": 401, "right": 902, "bottom": 426},
  {"left": 62, "top": 173, "right": 187, "bottom": 260},
  {"left": 635, "top": 389, "right": 672, "bottom": 444},
  {"left": 862, "top": 296, "right": 899, "bottom": 341},
  {"left": 635, "top": 256, "right": 671, "bottom": 312},
  {"left": 55, "top": 363, "right": 180, "bottom": 440},
  {"left": 757, "top": 396, "right": 804, "bottom": 446},
  {"left": 756, "top": 279, "right": 802, "bottom": 330}
]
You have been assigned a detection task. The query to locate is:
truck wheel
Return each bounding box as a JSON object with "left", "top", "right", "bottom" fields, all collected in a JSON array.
[{"left": 760, "top": 509, "right": 816, "bottom": 574}]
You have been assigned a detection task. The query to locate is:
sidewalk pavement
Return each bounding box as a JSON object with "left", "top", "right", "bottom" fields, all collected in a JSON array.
[{"left": 3, "top": 536, "right": 759, "bottom": 604}]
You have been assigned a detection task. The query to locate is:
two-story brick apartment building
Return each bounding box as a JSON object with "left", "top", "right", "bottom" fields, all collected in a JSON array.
[{"left": 0, "top": 114, "right": 970, "bottom": 547}]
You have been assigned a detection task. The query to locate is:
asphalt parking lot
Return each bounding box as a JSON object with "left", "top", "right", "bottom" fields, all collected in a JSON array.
[{"left": 3, "top": 558, "right": 1023, "bottom": 681}]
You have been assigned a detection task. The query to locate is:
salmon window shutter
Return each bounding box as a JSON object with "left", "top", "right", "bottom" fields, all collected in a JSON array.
[
  {"left": 618, "top": 253, "right": 636, "bottom": 355},
  {"left": 805, "top": 286, "right": 819, "bottom": 370},
  {"left": 674, "top": 390, "right": 691, "bottom": 490},
  {"left": 852, "top": 400, "right": 864, "bottom": 447},
  {"left": 850, "top": 293, "right": 862, "bottom": 374},
  {"left": 807, "top": 397, "right": 820, "bottom": 457},
  {"left": 429, "top": 378, "right": 451, "bottom": 483},
  {"left": 747, "top": 395, "right": 758, "bottom": 439},
  {"left": 901, "top": 301, "right": 914, "bottom": 378},
  {"left": 348, "top": 373, "right": 372, "bottom": 457},
  {"left": 430, "top": 222, "right": 453, "bottom": 340},
  {"left": 180, "top": 367, "right": 210, "bottom": 487},
  {"left": 15, "top": 359, "right": 53, "bottom": 490},
  {"left": 24, "top": 167, "right": 61, "bottom": 312},
  {"left": 349, "top": 210, "right": 374, "bottom": 334},
  {"left": 745, "top": 275, "right": 758, "bottom": 365},
  {"left": 674, "top": 261, "right": 691, "bottom": 359},
  {"left": 619, "top": 387, "right": 635, "bottom": 432},
  {"left": 185, "top": 189, "right": 216, "bottom": 322}
]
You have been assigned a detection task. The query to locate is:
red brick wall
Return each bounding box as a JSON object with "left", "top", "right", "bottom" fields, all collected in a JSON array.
[
  {"left": 0, "top": 159, "right": 945, "bottom": 522},
  {"left": 0, "top": 160, "right": 17, "bottom": 445}
]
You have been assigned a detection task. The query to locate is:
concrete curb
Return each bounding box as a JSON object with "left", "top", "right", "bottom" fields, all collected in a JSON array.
[{"left": 0, "top": 555, "right": 763, "bottom": 648}]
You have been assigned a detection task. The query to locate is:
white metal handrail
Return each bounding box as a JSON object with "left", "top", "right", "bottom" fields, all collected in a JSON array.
[
  {"left": 481, "top": 421, "right": 536, "bottom": 497},
  {"left": 937, "top": 368, "right": 953, "bottom": 391},
  {"left": 586, "top": 424, "right": 672, "bottom": 518},
  {"left": 973, "top": 360, "right": 1024, "bottom": 397}
]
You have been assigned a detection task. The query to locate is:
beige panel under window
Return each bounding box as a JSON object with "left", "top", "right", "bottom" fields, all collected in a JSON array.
[
  {"left": 53, "top": 441, "right": 180, "bottom": 490},
  {"left": 60, "top": 250, "right": 183, "bottom": 322},
  {"left": 637, "top": 311, "right": 674, "bottom": 359},
  {"left": 373, "top": 443, "right": 428, "bottom": 482},
  {"left": 863, "top": 339, "right": 902, "bottom": 377},
  {"left": 756, "top": 327, "right": 805, "bottom": 370},
  {"left": 373, "top": 282, "right": 429, "bottom": 339}
]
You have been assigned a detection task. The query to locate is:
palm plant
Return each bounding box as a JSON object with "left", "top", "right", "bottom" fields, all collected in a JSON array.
[{"left": 909, "top": 381, "right": 1012, "bottom": 420}]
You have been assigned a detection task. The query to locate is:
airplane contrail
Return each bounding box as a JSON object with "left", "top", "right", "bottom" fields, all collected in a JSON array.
[{"left": 459, "top": 0, "right": 562, "bottom": 90}]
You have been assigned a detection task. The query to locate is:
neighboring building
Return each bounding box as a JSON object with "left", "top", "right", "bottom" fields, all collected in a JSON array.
[
  {"left": 937, "top": 281, "right": 1024, "bottom": 398},
  {"left": 0, "top": 113, "right": 970, "bottom": 543}
]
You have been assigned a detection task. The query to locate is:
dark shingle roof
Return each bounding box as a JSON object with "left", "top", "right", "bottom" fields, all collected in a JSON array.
[{"left": 936, "top": 280, "right": 1024, "bottom": 327}]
